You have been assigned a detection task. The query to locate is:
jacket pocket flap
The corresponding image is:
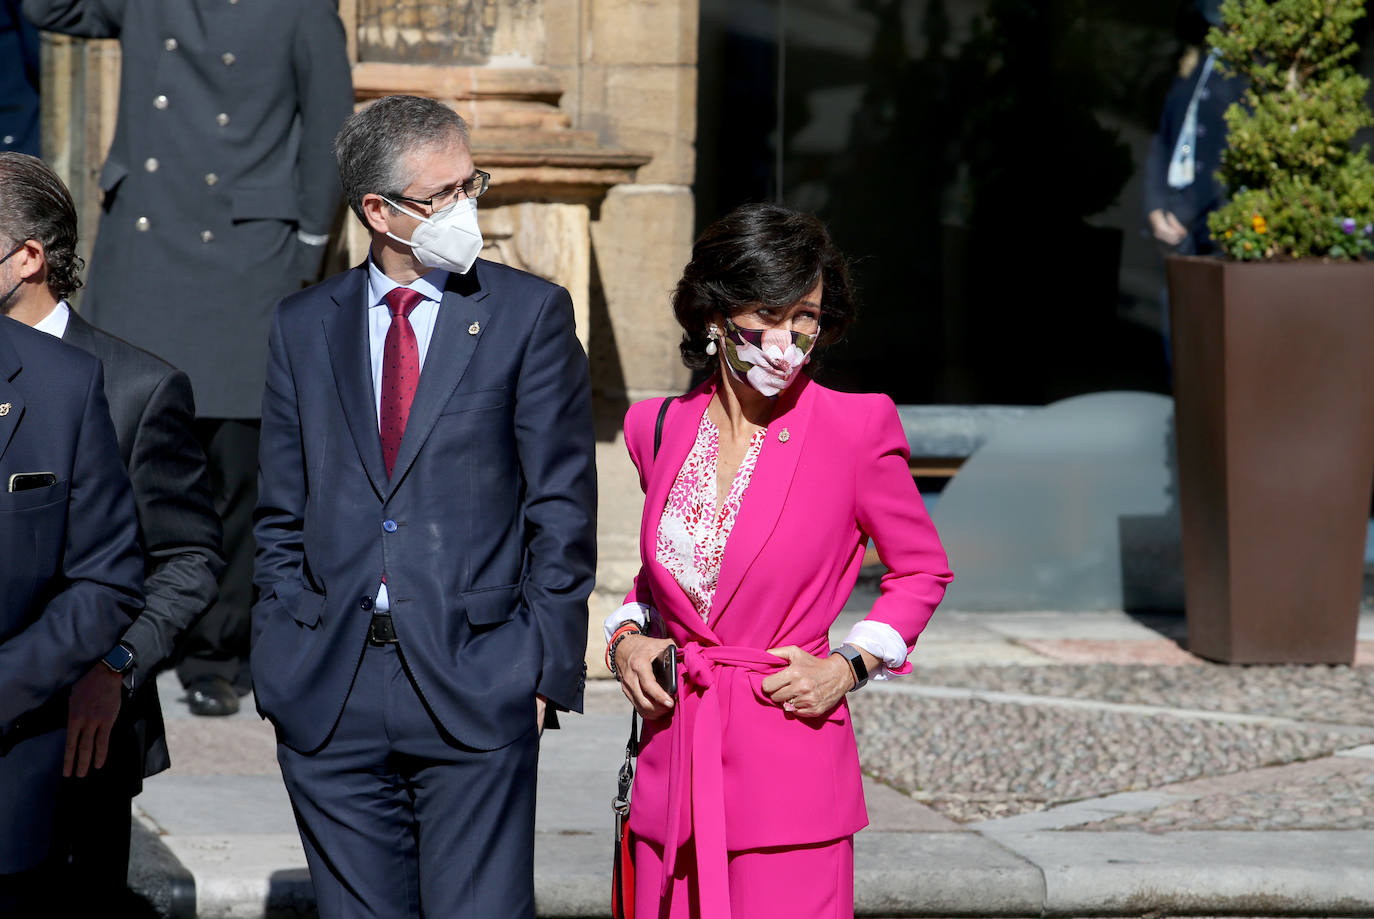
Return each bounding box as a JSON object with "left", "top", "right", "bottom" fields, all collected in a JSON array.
[
  {"left": 293, "top": 589, "right": 325, "bottom": 627},
  {"left": 462, "top": 583, "right": 521, "bottom": 625},
  {"left": 98, "top": 158, "right": 128, "bottom": 193},
  {"left": 231, "top": 186, "right": 299, "bottom": 223},
  {"left": 440, "top": 386, "right": 507, "bottom": 416}
]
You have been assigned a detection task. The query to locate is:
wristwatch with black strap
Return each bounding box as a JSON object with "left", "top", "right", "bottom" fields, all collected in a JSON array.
[
  {"left": 829, "top": 643, "right": 869, "bottom": 692},
  {"left": 100, "top": 641, "right": 136, "bottom": 676}
]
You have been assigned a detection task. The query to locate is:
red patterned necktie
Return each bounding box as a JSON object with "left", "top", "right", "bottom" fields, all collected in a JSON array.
[{"left": 380, "top": 287, "right": 425, "bottom": 478}]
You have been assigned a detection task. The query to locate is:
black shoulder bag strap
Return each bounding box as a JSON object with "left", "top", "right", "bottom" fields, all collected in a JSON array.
[{"left": 613, "top": 396, "right": 673, "bottom": 848}]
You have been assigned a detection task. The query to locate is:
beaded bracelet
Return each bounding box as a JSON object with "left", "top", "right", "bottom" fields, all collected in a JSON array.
[{"left": 606, "top": 622, "right": 642, "bottom": 680}]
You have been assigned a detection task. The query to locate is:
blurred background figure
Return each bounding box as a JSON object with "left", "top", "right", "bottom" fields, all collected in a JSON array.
[
  {"left": 0, "top": 151, "right": 225, "bottom": 912},
  {"left": 1145, "top": 0, "right": 1246, "bottom": 258},
  {"left": 24, "top": 0, "right": 354, "bottom": 716},
  {"left": 0, "top": 0, "right": 41, "bottom": 156}
]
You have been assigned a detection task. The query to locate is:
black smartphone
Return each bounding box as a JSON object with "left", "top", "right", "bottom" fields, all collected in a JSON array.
[
  {"left": 8, "top": 472, "right": 57, "bottom": 492},
  {"left": 651, "top": 644, "right": 678, "bottom": 698}
]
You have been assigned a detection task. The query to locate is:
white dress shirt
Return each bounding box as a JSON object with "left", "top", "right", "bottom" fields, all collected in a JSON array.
[
  {"left": 366, "top": 258, "right": 449, "bottom": 612},
  {"left": 33, "top": 300, "right": 71, "bottom": 338}
]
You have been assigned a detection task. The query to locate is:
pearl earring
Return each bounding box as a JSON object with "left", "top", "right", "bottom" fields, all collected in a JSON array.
[{"left": 705, "top": 325, "right": 719, "bottom": 356}]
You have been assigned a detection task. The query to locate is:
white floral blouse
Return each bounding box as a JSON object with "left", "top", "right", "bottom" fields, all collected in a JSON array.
[{"left": 655, "top": 412, "right": 767, "bottom": 622}]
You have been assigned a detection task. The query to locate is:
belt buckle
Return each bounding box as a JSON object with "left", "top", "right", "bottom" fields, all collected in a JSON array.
[{"left": 368, "top": 613, "right": 398, "bottom": 645}]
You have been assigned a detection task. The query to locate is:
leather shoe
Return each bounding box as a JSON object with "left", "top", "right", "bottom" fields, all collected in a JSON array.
[{"left": 185, "top": 675, "right": 240, "bottom": 717}]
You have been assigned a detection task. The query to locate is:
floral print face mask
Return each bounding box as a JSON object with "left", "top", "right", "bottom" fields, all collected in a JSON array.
[{"left": 720, "top": 317, "right": 817, "bottom": 398}]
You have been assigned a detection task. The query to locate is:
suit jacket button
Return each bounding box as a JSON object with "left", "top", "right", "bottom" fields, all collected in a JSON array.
[
  {"left": 382, "top": 519, "right": 398, "bottom": 533},
  {"left": 360, "top": 596, "right": 375, "bottom": 611}
]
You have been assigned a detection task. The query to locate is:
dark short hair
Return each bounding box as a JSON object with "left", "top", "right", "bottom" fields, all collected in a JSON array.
[
  {"left": 0, "top": 153, "right": 83, "bottom": 301},
  {"left": 672, "top": 203, "right": 855, "bottom": 370},
  {"left": 334, "top": 95, "right": 471, "bottom": 225}
]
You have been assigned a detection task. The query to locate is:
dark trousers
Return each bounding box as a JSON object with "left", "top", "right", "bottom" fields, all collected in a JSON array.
[
  {"left": 177, "top": 418, "right": 259, "bottom": 689},
  {"left": 0, "top": 863, "right": 50, "bottom": 916},
  {"left": 51, "top": 709, "right": 140, "bottom": 913},
  {"left": 276, "top": 642, "right": 539, "bottom": 919}
]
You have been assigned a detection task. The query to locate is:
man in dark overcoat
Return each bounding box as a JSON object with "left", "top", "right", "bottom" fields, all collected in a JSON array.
[
  {"left": 1, "top": 0, "right": 41, "bottom": 156},
  {"left": 0, "top": 151, "right": 225, "bottom": 909},
  {"left": 25, "top": 0, "right": 354, "bottom": 715}
]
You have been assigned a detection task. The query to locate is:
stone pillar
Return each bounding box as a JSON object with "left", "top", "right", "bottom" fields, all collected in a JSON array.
[
  {"left": 39, "top": 34, "right": 121, "bottom": 301},
  {"left": 543, "top": 0, "right": 700, "bottom": 666}
]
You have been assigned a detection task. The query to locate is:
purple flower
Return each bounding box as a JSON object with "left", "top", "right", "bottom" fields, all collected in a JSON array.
[
  {"left": 1343, "top": 217, "right": 1357, "bottom": 234},
  {"left": 1365, "top": 223, "right": 1372, "bottom": 236}
]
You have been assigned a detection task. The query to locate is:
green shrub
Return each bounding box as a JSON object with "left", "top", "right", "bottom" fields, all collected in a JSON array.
[{"left": 1208, "top": 0, "right": 1374, "bottom": 260}]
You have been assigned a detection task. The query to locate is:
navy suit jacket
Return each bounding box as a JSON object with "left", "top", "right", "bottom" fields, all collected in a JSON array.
[
  {"left": 252, "top": 259, "right": 595, "bottom": 755},
  {"left": 0, "top": 316, "right": 143, "bottom": 872}
]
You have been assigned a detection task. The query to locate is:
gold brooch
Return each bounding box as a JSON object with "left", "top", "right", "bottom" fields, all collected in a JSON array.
[
  {"left": 468, "top": 321, "right": 481, "bottom": 336},
  {"left": 0, "top": 403, "right": 10, "bottom": 416},
  {"left": 777, "top": 428, "right": 790, "bottom": 443}
]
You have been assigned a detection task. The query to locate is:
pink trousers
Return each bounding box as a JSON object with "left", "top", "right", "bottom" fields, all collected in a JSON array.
[{"left": 632, "top": 835, "right": 855, "bottom": 919}]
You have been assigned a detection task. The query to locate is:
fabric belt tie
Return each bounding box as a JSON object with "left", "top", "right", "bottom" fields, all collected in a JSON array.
[{"left": 657, "top": 641, "right": 824, "bottom": 919}]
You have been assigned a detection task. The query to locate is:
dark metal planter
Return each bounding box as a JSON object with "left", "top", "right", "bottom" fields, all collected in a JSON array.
[{"left": 1166, "top": 256, "right": 1374, "bottom": 664}]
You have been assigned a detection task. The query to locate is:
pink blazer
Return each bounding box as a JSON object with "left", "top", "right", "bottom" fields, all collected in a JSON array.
[{"left": 621, "top": 374, "right": 951, "bottom": 913}]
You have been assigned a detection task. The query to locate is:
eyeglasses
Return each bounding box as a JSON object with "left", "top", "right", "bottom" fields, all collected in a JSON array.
[{"left": 390, "top": 169, "right": 491, "bottom": 210}]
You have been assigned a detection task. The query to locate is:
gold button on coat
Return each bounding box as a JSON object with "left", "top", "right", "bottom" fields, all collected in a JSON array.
[
  {"left": 154, "top": 95, "right": 169, "bottom": 110},
  {"left": 136, "top": 217, "right": 151, "bottom": 231}
]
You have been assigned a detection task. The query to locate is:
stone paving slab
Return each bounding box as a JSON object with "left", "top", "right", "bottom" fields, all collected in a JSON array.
[
  {"left": 137, "top": 775, "right": 297, "bottom": 836},
  {"left": 986, "top": 830, "right": 1374, "bottom": 917},
  {"left": 851, "top": 832, "right": 1046, "bottom": 917}
]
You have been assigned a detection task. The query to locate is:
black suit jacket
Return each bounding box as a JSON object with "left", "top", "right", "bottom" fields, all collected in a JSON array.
[
  {"left": 0, "top": 316, "right": 143, "bottom": 872},
  {"left": 252, "top": 260, "right": 596, "bottom": 755},
  {"left": 63, "top": 310, "right": 224, "bottom": 786}
]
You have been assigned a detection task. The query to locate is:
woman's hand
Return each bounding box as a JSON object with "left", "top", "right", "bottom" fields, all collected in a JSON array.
[
  {"left": 614, "top": 634, "right": 677, "bottom": 720},
  {"left": 761, "top": 646, "right": 858, "bottom": 718}
]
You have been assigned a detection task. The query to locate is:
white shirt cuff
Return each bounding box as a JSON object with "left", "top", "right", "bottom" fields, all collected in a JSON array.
[
  {"left": 603, "top": 602, "right": 654, "bottom": 645},
  {"left": 842, "top": 620, "right": 910, "bottom": 681}
]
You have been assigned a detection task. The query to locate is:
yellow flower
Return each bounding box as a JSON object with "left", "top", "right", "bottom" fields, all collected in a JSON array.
[
  {"left": 1243, "top": 241, "right": 1253, "bottom": 251},
  {"left": 1225, "top": 230, "right": 1234, "bottom": 239},
  {"left": 1252, "top": 213, "right": 1268, "bottom": 234}
]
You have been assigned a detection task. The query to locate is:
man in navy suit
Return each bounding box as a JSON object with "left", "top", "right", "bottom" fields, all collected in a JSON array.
[
  {"left": 253, "top": 94, "right": 595, "bottom": 918},
  {"left": 0, "top": 245, "right": 144, "bottom": 907},
  {"left": 0, "top": 151, "right": 225, "bottom": 910}
]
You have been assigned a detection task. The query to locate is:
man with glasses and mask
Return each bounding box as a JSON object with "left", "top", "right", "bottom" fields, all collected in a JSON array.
[{"left": 252, "top": 94, "right": 595, "bottom": 919}]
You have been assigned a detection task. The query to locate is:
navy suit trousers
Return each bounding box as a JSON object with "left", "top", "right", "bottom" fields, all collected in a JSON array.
[{"left": 276, "top": 641, "right": 539, "bottom": 919}]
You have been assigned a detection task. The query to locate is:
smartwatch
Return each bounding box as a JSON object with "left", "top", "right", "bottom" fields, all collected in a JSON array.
[
  {"left": 829, "top": 644, "right": 869, "bottom": 692},
  {"left": 101, "top": 642, "right": 136, "bottom": 675}
]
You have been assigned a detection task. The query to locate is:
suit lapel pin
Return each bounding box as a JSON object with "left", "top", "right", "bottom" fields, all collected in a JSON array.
[
  {"left": 777, "top": 428, "right": 790, "bottom": 443},
  {"left": 468, "top": 321, "right": 481, "bottom": 336},
  {"left": 0, "top": 403, "right": 10, "bottom": 417}
]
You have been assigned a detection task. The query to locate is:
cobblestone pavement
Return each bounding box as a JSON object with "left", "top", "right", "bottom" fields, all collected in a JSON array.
[
  {"left": 1077, "top": 753, "right": 1374, "bottom": 832},
  {"left": 850, "top": 691, "right": 1374, "bottom": 823},
  {"left": 905, "top": 662, "right": 1374, "bottom": 726}
]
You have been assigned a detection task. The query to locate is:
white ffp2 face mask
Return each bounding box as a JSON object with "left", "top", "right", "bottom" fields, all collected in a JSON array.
[{"left": 382, "top": 196, "right": 484, "bottom": 275}]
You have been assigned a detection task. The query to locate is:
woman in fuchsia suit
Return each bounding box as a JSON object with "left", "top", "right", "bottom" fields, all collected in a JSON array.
[{"left": 605, "top": 203, "right": 952, "bottom": 919}]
